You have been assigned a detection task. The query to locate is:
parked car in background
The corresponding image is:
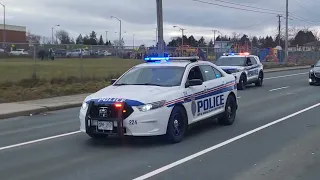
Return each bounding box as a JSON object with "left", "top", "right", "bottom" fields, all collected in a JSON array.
[
  {"left": 9, "top": 49, "right": 28, "bottom": 56},
  {"left": 66, "top": 49, "right": 89, "bottom": 58},
  {"left": 54, "top": 49, "right": 67, "bottom": 57}
]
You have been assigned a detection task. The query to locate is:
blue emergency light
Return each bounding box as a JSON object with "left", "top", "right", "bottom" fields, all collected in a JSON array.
[
  {"left": 144, "top": 56, "right": 199, "bottom": 62},
  {"left": 144, "top": 57, "right": 169, "bottom": 61}
]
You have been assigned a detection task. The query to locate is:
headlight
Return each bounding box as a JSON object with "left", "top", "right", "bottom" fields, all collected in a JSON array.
[
  {"left": 137, "top": 100, "right": 166, "bottom": 112},
  {"left": 81, "top": 102, "right": 88, "bottom": 110},
  {"left": 310, "top": 69, "right": 314, "bottom": 73}
]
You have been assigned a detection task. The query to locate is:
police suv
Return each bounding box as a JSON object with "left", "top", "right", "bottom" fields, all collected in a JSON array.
[
  {"left": 215, "top": 52, "right": 264, "bottom": 90},
  {"left": 309, "top": 60, "right": 320, "bottom": 85},
  {"left": 79, "top": 56, "right": 238, "bottom": 143}
]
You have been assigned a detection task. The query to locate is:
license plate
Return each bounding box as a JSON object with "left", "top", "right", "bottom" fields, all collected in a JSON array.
[{"left": 97, "top": 121, "right": 113, "bottom": 130}]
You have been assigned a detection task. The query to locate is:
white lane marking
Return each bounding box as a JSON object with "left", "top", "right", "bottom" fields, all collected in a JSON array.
[
  {"left": 133, "top": 103, "right": 320, "bottom": 180},
  {"left": 265, "top": 72, "right": 308, "bottom": 80},
  {"left": 0, "top": 131, "right": 81, "bottom": 151},
  {"left": 269, "top": 86, "right": 289, "bottom": 92}
]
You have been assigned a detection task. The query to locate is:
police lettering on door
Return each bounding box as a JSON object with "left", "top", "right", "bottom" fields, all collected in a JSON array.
[{"left": 196, "top": 94, "right": 224, "bottom": 116}]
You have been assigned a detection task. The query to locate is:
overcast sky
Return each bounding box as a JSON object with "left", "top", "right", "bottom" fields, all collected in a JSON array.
[{"left": 1, "top": 0, "right": 319, "bottom": 46}]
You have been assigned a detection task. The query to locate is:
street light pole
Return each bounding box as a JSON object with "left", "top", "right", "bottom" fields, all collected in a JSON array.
[
  {"left": 111, "top": 16, "right": 122, "bottom": 48},
  {"left": 0, "top": 3, "right": 5, "bottom": 48},
  {"left": 51, "top": 24, "right": 60, "bottom": 44},
  {"left": 285, "top": 0, "right": 289, "bottom": 62},
  {"left": 156, "top": 0, "right": 164, "bottom": 56},
  {"left": 133, "top": 34, "right": 135, "bottom": 49},
  {"left": 173, "top": 25, "right": 186, "bottom": 46}
]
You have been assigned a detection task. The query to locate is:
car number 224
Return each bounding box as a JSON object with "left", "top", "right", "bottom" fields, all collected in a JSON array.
[{"left": 128, "top": 120, "right": 137, "bottom": 125}]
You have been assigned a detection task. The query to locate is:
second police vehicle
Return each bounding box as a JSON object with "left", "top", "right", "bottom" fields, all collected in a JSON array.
[
  {"left": 309, "top": 60, "right": 320, "bottom": 85},
  {"left": 215, "top": 52, "right": 264, "bottom": 90},
  {"left": 79, "top": 56, "right": 238, "bottom": 143}
]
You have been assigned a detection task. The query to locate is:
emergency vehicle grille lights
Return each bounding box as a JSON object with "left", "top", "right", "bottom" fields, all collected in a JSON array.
[
  {"left": 223, "top": 52, "right": 250, "bottom": 56},
  {"left": 114, "top": 103, "right": 122, "bottom": 108}
]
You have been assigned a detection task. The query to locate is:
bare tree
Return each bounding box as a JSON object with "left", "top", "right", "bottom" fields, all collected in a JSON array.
[{"left": 26, "top": 31, "right": 41, "bottom": 44}]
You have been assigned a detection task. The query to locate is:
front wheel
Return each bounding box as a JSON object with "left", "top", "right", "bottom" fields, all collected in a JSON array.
[
  {"left": 166, "top": 106, "right": 188, "bottom": 143},
  {"left": 218, "top": 94, "right": 237, "bottom": 125},
  {"left": 237, "top": 74, "right": 247, "bottom": 90},
  {"left": 255, "top": 72, "right": 263, "bottom": 86}
]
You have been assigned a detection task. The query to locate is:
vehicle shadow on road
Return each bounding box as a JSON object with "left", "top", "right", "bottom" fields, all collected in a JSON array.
[{"left": 84, "top": 118, "right": 226, "bottom": 148}]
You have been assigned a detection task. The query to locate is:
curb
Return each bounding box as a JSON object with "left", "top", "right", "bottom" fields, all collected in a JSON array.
[
  {"left": 264, "top": 66, "right": 310, "bottom": 73},
  {"left": 0, "top": 103, "right": 82, "bottom": 119}
]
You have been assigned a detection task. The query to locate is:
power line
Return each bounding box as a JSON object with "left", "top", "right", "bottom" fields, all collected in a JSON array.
[
  {"left": 237, "top": 17, "right": 275, "bottom": 29},
  {"left": 192, "top": 0, "right": 281, "bottom": 15},
  {"left": 205, "top": 0, "right": 284, "bottom": 13}
]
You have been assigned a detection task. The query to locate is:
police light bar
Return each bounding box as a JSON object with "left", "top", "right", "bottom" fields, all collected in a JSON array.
[
  {"left": 144, "top": 56, "right": 199, "bottom": 62},
  {"left": 223, "top": 52, "right": 250, "bottom": 56}
]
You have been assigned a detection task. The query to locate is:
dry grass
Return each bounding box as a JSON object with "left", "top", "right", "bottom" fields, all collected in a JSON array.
[
  {"left": 0, "top": 57, "right": 314, "bottom": 103},
  {"left": 0, "top": 57, "right": 142, "bottom": 82}
]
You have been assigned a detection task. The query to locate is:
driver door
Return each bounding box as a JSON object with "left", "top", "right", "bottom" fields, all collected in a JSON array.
[
  {"left": 183, "top": 65, "right": 205, "bottom": 123},
  {"left": 245, "top": 57, "right": 256, "bottom": 82}
]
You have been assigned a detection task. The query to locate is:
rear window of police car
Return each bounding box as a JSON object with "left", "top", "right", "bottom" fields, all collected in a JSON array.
[{"left": 215, "top": 56, "right": 246, "bottom": 66}]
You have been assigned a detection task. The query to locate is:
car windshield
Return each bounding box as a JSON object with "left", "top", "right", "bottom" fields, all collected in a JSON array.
[
  {"left": 114, "top": 66, "right": 185, "bottom": 87},
  {"left": 215, "top": 57, "right": 246, "bottom": 66},
  {"left": 316, "top": 60, "right": 320, "bottom": 67}
]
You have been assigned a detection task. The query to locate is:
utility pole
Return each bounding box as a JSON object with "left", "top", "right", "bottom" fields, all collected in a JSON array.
[
  {"left": 285, "top": 0, "right": 289, "bottom": 62},
  {"left": 133, "top": 34, "right": 135, "bottom": 49},
  {"left": 212, "top": 30, "right": 218, "bottom": 46},
  {"left": 277, "top": 14, "right": 282, "bottom": 46},
  {"left": 156, "top": 28, "right": 158, "bottom": 46},
  {"left": 156, "top": 0, "right": 164, "bottom": 56},
  {"left": 0, "top": 3, "right": 5, "bottom": 49},
  {"left": 105, "top": 31, "right": 108, "bottom": 44}
]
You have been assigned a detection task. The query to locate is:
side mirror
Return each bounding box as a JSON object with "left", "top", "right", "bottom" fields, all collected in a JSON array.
[
  {"left": 110, "top": 79, "right": 117, "bottom": 84},
  {"left": 311, "top": 64, "right": 315, "bottom": 68},
  {"left": 185, "top": 79, "right": 203, "bottom": 88}
]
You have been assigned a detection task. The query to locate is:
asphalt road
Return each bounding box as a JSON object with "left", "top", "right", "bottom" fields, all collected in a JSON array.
[{"left": 0, "top": 69, "right": 319, "bottom": 180}]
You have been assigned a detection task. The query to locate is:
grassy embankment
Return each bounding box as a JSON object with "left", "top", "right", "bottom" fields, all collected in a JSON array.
[{"left": 0, "top": 57, "right": 313, "bottom": 103}]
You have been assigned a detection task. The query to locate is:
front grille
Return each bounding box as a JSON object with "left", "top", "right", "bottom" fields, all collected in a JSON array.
[
  {"left": 88, "top": 102, "right": 134, "bottom": 120},
  {"left": 315, "top": 72, "right": 320, "bottom": 78},
  {"left": 89, "top": 104, "right": 118, "bottom": 119},
  {"left": 85, "top": 101, "right": 134, "bottom": 135}
]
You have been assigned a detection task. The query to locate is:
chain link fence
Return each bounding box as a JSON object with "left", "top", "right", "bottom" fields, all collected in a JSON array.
[{"left": 0, "top": 43, "right": 318, "bottom": 83}]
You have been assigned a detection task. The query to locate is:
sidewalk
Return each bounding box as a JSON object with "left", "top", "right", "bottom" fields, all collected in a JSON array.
[{"left": 0, "top": 66, "right": 310, "bottom": 119}]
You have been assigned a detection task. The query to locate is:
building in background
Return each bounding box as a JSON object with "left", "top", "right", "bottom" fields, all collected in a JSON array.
[{"left": 0, "top": 24, "right": 27, "bottom": 43}]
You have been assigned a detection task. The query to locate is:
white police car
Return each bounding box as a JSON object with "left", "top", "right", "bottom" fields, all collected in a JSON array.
[
  {"left": 215, "top": 52, "right": 264, "bottom": 90},
  {"left": 79, "top": 56, "right": 238, "bottom": 143}
]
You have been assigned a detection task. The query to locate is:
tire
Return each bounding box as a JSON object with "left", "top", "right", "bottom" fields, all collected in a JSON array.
[
  {"left": 255, "top": 71, "right": 263, "bottom": 87},
  {"left": 166, "top": 106, "right": 188, "bottom": 143},
  {"left": 218, "top": 94, "right": 237, "bottom": 126},
  {"left": 237, "top": 74, "right": 247, "bottom": 90}
]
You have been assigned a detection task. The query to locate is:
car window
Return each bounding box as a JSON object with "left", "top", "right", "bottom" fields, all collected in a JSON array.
[
  {"left": 250, "top": 57, "right": 257, "bottom": 65},
  {"left": 215, "top": 57, "right": 246, "bottom": 66},
  {"left": 316, "top": 60, "right": 320, "bottom": 67},
  {"left": 187, "top": 66, "right": 204, "bottom": 81},
  {"left": 115, "top": 66, "right": 185, "bottom": 87},
  {"left": 212, "top": 67, "right": 223, "bottom": 78},
  {"left": 200, "top": 65, "right": 216, "bottom": 81},
  {"left": 246, "top": 57, "right": 253, "bottom": 66}
]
